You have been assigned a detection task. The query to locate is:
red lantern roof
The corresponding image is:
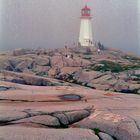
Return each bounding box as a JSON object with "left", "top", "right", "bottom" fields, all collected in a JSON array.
[
  {"left": 82, "top": 5, "right": 91, "bottom": 11},
  {"left": 81, "top": 5, "right": 91, "bottom": 17}
]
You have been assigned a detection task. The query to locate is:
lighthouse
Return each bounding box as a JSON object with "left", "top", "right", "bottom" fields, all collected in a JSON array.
[{"left": 79, "top": 5, "right": 93, "bottom": 47}]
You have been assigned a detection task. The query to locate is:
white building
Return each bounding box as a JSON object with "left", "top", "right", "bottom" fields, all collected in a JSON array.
[{"left": 79, "top": 5, "right": 93, "bottom": 47}]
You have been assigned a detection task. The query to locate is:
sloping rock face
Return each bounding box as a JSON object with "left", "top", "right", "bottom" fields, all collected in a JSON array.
[
  {"left": 13, "top": 115, "right": 61, "bottom": 127},
  {"left": 74, "top": 112, "right": 140, "bottom": 140},
  {"left": 0, "top": 82, "right": 140, "bottom": 140},
  {"left": 0, "top": 47, "right": 140, "bottom": 94},
  {"left": 98, "top": 132, "right": 114, "bottom": 140},
  {"left": 65, "top": 110, "right": 90, "bottom": 124},
  {"left": 0, "top": 127, "right": 99, "bottom": 140},
  {"left": 0, "top": 70, "right": 69, "bottom": 86},
  {"left": 0, "top": 111, "right": 28, "bottom": 123}
]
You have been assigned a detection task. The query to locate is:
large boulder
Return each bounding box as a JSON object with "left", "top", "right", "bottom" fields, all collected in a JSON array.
[
  {"left": 13, "top": 115, "right": 60, "bottom": 127},
  {"left": 33, "top": 65, "right": 50, "bottom": 75},
  {"left": 34, "top": 56, "right": 50, "bottom": 66},
  {"left": 15, "top": 59, "right": 33, "bottom": 72},
  {"left": 52, "top": 112, "right": 69, "bottom": 126},
  {"left": 0, "top": 111, "right": 28, "bottom": 123},
  {"left": 48, "top": 68, "right": 60, "bottom": 77},
  {"left": 60, "top": 67, "right": 81, "bottom": 75},
  {"left": 114, "top": 80, "right": 129, "bottom": 92},
  {"left": 90, "top": 84, "right": 110, "bottom": 90},
  {"left": 73, "top": 71, "right": 103, "bottom": 84},
  {"left": 75, "top": 112, "right": 140, "bottom": 140},
  {"left": 91, "top": 74, "right": 113, "bottom": 84},
  {"left": 1, "top": 70, "right": 64, "bottom": 86},
  {"left": 65, "top": 110, "right": 90, "bottom": 124},
  {"left": 98, "top": 132, "right": 114, "bottom": 140},
  {"left": 50, "top": 55, "right": 64, "bottom": 68}
]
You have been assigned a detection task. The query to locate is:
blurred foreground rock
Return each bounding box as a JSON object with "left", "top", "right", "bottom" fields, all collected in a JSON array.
[{"left": 0, "top": 81, "right": 139, "bottom": 140}]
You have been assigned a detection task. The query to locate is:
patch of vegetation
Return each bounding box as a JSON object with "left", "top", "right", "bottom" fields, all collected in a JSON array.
[
  {"left": 87, "top": 60, "right": 140, "bottom": 73},
  {"left": 123, "top": 65, "right": 140, "bottom": 71},
  {"left": 92, "top": 128, "right": 101, "bottom": 135},
  {"left": 88, "top": 61, "right": 123, "bottom": 73},
  {"left": 123, "top": 89, "right": 140, "bottom": 95}
]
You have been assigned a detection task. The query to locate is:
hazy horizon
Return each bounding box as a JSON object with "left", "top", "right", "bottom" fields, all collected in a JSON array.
[{"left": 0, "top": 0, "right": 140, "bottom": 56}]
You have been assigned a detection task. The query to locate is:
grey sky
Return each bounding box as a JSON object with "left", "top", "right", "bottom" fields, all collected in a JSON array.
[{"left": 0, "top": 0, "right": 139, "bottom": 55}]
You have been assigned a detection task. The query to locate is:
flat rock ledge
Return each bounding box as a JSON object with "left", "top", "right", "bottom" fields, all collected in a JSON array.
[
  {"left": 0, "top": 108, "right": 92, "bottom": 128},
  {"left": 0, "top": 127, "right": 99, "bottom": 140}
]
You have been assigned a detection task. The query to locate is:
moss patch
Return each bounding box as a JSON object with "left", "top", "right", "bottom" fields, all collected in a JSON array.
[
  {"left": 87, "top": 60, "right": 140, "bottom": 73},
  {"left": 92, "top": 128, "right": 101, "bottom": 135}
]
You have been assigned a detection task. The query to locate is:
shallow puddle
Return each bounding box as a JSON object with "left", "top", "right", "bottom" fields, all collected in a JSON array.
[{"left": 59, "top": 94, "right": 82, "bottom": 101}]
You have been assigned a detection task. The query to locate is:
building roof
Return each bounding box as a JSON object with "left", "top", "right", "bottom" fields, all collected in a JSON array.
[{"left": 82, "top": 5, "right": 90, "bottom": 11}]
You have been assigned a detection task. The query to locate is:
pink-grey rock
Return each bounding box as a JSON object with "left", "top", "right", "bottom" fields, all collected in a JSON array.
[
  {"left": 51, "top": 55, "right": 64, "bottom": 68},
  {"left": 0, "top": 74, "right": 140, "bottom": 139},
  {"left": 0, "top": 111, "right": 28, "bottom": 123},
  {"left": 91, "top": 74, "right": 113, "bottom": 84},
  {"left": 15, "top": 59, "right": 33, "bottom": 72},
  {"left": 1, "top": 70, "right": 65, "bottom": 86},
  {"left": 35, "top": 56, "right": 50, "bottom": 66},
  {"left": 75, "top": 112, "right": 140, "bottom": 140},
  {"left": 13, "top": 48, "right": 35, "bottom": 56},
  {"left": 65, "top": 110, "right": 90, "bottom": 124},
  {"left": 33, "top": 65, "right": 50, "bottom": 74},
  {"left": 60, "top": 67, "right": 81, "bottom": 75},
  {"left": 0, "top": 127, "right": 99, "bottom": 140},
  {"left": 98, "top": 132, "right": 114, "bottom": 140},
  {"left": 74, "top": 71, "right": 102, "bottom": 83},
  {"left": 12, "top": 115, "right": 60, "bottom": 127},
  {"left": 48, "top": 68, "right": 60, "bottom": 77},
  {"left": 52, "top": 112, "right": 69, "bottom": 126}
]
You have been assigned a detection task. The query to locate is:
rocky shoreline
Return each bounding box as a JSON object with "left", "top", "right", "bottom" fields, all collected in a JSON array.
[
  {"left": 0, "top": 47, "right": 140, "bottom": 140},
  {"left": 0, "top": 81, "right": 140, "bottom": 140}
]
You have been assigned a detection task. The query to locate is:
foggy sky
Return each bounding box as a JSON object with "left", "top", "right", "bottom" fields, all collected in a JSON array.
[{"left": 0, "top": 0, "right": 140, "bottom": 55}]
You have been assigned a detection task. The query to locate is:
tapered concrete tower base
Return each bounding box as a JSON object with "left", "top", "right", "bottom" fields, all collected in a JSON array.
[{"left": 79, "top": 5, "right": 93, "bottom": 47}]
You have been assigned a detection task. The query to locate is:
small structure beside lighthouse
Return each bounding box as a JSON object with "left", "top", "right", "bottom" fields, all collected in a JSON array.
[{"left": 79, "top": 5, "right": 93, "bottom": 47}]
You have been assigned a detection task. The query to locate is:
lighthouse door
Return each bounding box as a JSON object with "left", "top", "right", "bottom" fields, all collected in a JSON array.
[{"left": 84, "top": 39, "right": 90, "bottom": 46}]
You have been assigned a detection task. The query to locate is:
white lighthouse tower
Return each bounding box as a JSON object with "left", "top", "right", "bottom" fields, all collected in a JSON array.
[{"left": 79, "top": 5, "right": 93, "bottom": 47}]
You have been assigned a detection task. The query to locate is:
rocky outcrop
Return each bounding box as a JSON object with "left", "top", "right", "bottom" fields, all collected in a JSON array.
[
  {"left": 0, "top": 81, "right": 140, "bottom": 140},
  {"left": 57, "top": 70, "right": 140, "bottom": 93},
  {"left": 34, "top": 56, "right": 50, "bottom": 66},
  {"left": 0, "top": 47, "right": 140, "bottom": 140},
  {"left": 74, "top": 112, "right": 140, "bottom": 140},
  {"left": 0, "top": 111, "right": 28, "bottom": 123},
  {"left": 13, "top": 115, "right": 61, "bottom": 127},
  {"left": 0, "top": 127, "right": 99, "bottom": 140},
  {"left": 50, "top": 55, "right": 90, "bottom": 68},
  {"left": 52, "top": 112, "right": 69, "bottom": 126},
  {"left": 0, "top": 70, "right": 69, "bottom": 86},
  {"left": 98, "top": 132, "right": 114, "bottom": 140},
  {"left": 0, "top": 47, "right": 140, "bottom": 94},
  {"left": 13, "top": 48, "right": 36, "bottom": 56},
  {"left": 65, "top": 110, "right": 90, "bottom": 124}
]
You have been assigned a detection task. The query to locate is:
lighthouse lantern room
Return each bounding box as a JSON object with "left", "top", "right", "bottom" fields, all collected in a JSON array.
[{"left": 79, "top": 5, "right": 93, "bottom": 47}]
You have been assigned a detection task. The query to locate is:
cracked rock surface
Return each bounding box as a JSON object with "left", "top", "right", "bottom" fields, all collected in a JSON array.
[
  {"left": 0, "top": 127, "right": 99, "bottom": 140},
  {"left": 0, "top": 81, "right": 140, "bottom": 140}
]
